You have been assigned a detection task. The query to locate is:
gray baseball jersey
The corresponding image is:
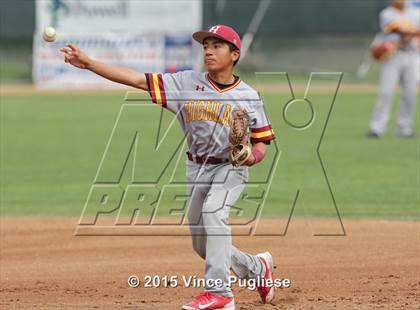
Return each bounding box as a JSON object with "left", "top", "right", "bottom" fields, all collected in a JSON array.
[
  {"left": 145, "top": 70, "right": 276, "bottom": 158},
  {"left": 380, "top": 6, "right": 419, "bottom": 51}
]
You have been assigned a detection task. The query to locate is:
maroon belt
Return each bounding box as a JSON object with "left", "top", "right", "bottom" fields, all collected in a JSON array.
[{"left": 186, "top": 152, "right": 229, "bottom": 165}]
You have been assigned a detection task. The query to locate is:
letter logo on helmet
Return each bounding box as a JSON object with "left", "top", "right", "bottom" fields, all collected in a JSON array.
[{"left": 209, "top": 25, "right": 221, "bottom": 34}]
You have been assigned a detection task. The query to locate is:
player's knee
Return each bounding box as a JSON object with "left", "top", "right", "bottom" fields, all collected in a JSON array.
[{"left": 202, "top": 208, "right": 228, "bottom": 227}]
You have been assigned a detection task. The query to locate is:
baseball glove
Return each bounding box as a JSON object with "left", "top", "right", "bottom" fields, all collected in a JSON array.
[
  {"left": 228, "top": 107, "right": 252, "bottom": 167},
  {"left": 370, "top": 41, "right": 399, "bottom": 62}
]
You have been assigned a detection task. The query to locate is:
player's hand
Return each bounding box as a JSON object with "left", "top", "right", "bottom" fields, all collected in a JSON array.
[
  {"left": 59, "top": 44, "right": 91, "bottom": 69},
  {"left": 242, "top": 153, "right": 256, "bottom": 166}
]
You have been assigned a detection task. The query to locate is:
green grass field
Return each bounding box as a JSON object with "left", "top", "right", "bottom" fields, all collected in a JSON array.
[{"left": 1, "top": 81, "right": 419, "bottom": 221}]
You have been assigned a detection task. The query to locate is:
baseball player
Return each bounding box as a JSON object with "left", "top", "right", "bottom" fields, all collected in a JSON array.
[
  {"left": 60, "top": 25, "right": 276, "bottom": 310},
  {"left": 368, "top": 0, "right": 419, "bottom": 138}
]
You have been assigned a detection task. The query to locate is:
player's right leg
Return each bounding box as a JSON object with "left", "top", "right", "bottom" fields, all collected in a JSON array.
[
  {"left": 186, "top": 160, "right": 210, "bottom": 259},
  {"left": 182, "top": 292, "right": 235, "bottom": 310},
  {"left": 183, "top": 162, "right": 237, "bottom": 309},
  {"left": 368, "top": 53, "right": 401, "bottom": 137},
  {"left": 200, "top": 164, "right": 248, "bottom": 298}
]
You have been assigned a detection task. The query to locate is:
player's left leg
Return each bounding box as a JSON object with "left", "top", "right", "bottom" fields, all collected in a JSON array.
[
  {"left": 396, "top": 51, "right": 418, "bottom": 137},
  {"left": 230, "top": 247, "right": 275, "bottom": 304},
  {"left": 230, "top": 246, "right": 264, "bottom": 280}
]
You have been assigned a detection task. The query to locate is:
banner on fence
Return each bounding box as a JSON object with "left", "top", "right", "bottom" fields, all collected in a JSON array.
[{"left": 34, "top": 0, "right": 202, "bottom": 89}]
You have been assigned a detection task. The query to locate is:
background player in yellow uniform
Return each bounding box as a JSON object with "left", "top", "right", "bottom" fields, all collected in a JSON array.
[{"left": 368, "top": 0, "right": 419, "bottom": 138}]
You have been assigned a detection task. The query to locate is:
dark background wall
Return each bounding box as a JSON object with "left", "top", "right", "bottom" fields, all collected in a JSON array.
[
  {"left": 1, "top": 0, "right": 389, "bottom": 40},
  {"left": 202, "top": 0, "right": 389, "bottom": 36},
  {"left": 0, "top": 0, "right": 35, "bottom": 40}
]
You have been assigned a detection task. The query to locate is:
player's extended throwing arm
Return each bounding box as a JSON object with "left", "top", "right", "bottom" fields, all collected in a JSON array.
[
  {"left": 59, "top": 43, "right": 267, "bottom": 166},
  {"left": 59, "top": 44, "right": 148, "bottom": 91}
]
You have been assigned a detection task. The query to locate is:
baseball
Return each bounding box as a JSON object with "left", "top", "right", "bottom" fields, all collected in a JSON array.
[{"left": 42, "top": 26, "right": 56, "bottom": 42}]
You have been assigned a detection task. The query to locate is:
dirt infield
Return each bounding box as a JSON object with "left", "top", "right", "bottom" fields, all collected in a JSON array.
[{"left": 1, "top": 218, "right": 419, "bottom": 309}]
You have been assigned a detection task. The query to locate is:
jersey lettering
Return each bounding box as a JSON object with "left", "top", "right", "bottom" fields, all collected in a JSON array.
[{"left": 145, "top": 71, "right": 276, "bottom": 158}]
